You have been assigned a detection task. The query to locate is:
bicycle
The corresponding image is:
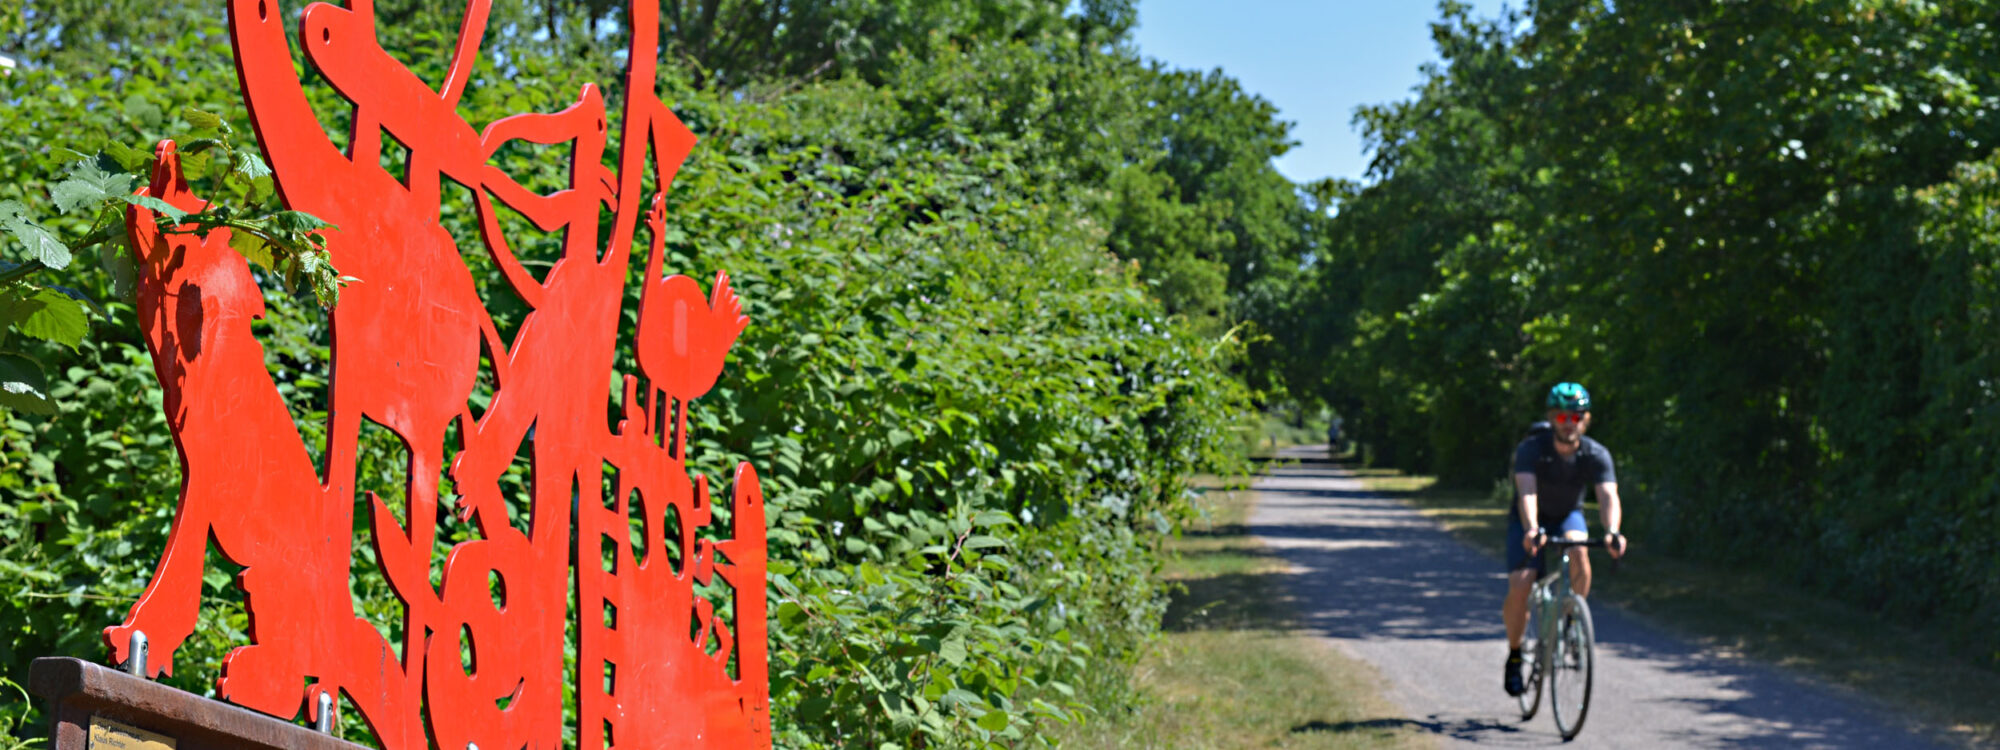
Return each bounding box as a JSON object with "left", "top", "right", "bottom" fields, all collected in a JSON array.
[{"left": 1515, "top": 537, "right": 1611, "bottom": 741}]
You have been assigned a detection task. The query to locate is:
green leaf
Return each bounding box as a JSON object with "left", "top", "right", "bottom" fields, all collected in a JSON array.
[
  {"left": 796, "top": 695, "right": 833, "bottom": 722},
  {"left": 248, "top": 175, "right": 277, "bottom": 203},
  {"left": 121, "top": 94, "right": 165, "bottom": 129},
  {"left": 182, "top": 107, "right": 229, "bottom": 133},
  {"left": 176, "top": 138, "right": 227, "bottom": 157},
  {"left": 50, "top": 180, "right": 111, "bottom": 214},
  {"left": 121, "top": 194, "right": 190, "bottom": 224},
  {"left": 941, "top": 688, "right": 981, "bottom": 708},
  {"left": 0, "top": 352, "right": 53, "bottom": 414},
  {"left": 776, "top": 601, "right": 807, "bottom": 626},
  {"left": 939, "top": 631, "right": 968, "bottom": 667},
  {"left": 3, "top": 289, "right": 93, "bottom": 352},
  {"left": 42, "top": 284, "right": 104, "bottom": 319},
  {"left": 234, "top": 148, "right": 272, "bottom": 180},
  {"left": 976, "top": 706, "right": 1011, "bottom": 732},
  {"left": 963, "top": 535, "right": 1006, "bottom": 550},
  {"left": 100, "top": 241, "right": 139, "bottom": 301},
  {"left": 51, "top": 155, "right": 137, "bottom": 215},
  {"left": 268, "top": 210, "right": 333, "bottom": 234},
  {"left": 229, "top": 230, "right": 275, "bottom": 271},
  {"left": 0, "top": 215, "right": 71, "bottom": 270}
]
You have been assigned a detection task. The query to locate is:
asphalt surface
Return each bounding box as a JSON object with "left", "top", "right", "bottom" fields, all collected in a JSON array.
[{"left": 1250, "top": 446, "right": 1947, "bottom": 749}]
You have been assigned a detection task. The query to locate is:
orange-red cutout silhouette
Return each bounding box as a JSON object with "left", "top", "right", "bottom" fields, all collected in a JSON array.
[{"left": 104, "top": 2, "right": 769, "bottom": 747}]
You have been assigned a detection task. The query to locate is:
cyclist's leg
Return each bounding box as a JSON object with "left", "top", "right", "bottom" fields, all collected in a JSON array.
[
  {"left": 1557, "top": 509, "right": 1591, "bottom": 597},
  {"left": 1505, "top": 570, "right": 1536, "bottom": 644},
  {"left": 1503, "top": 512, "right": 1542, "bottom": 647},
  {"left": 1502, "top": 512, "right": 1542, "bottom": 695}
]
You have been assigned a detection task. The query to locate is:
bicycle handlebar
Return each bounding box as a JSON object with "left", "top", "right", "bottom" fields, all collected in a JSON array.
[
  {"left": 1535, "top": 538, "right": 1610, "bottom": 548},
  {"left": 1531, "top": 535, "right": 1622, "bottom": 574}
]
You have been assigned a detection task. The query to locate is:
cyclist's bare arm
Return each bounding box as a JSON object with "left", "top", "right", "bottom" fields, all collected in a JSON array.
[
  {"left": 1594, "top": 482, "right": 1626, "bottom": 557},
  {"left": 1514, "top": 472, "right": 1540, "bottom": 552}
]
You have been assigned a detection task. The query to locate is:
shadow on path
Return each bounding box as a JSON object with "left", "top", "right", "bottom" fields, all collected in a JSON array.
[
  {"left": 1250, "top": 448, "right": 1946, "bottom": 749},
  {"left": 1294, "top": 717, "right": 1524, "bottom": 741}
]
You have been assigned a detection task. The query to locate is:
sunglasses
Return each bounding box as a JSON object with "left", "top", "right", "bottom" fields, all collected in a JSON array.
[{"left": 1553, "top": 411, "right": 1587, "bottom": 425}]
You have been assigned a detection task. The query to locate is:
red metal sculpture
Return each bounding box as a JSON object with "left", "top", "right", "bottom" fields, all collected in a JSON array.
[{"left": 104, "top": 1, "right": 769, "bottom": 747}]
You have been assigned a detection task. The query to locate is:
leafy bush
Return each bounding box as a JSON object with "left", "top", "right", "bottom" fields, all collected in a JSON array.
[
  {"left": 0, "top": 2, "right": 1254, "bottom": 748},
  {"left": 659, "top": 71, "right": 1251, "bottom": 746}
]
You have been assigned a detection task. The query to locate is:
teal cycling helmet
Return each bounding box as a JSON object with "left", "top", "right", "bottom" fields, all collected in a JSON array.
[{"left": 1546, "top": 382, "right": 1591, "bottom": 411}]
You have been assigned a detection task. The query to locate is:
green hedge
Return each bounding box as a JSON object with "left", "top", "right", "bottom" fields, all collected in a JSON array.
[{"left": 0, "top": 4, "right": 1251, "bottom": 748}]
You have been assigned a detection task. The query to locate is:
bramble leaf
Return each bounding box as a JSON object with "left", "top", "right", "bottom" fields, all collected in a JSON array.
[
  {"left": 268, "top": 211, "right": 332, "bottom": 234},
  {"left": 234, "top": 148, "right": 272, "bottom": 181},
  {"left": 44, "top": 284, "right": 105, "bottom": 318},
  {"left": 0, "top": 288, "right": 90, "bottom": 350},
  {"left": 101, "top": 241, "right": 138, "bottom": 300},
  {"left": 0, "top": 214, "right": 71, "bottom": 270},
  {"left": 120, "top": 194, "right": 190, "bottom": 224},
  {"left": 938, "top": 631, "right": 967, "bottom": 666},
  {"left": 182, "top": 107, "right": 228, "bottom": 133},
  {"left": 50, "top": 154, "right": 137, "bottom": 215},
  {"left": 228, "top": 230, "right": 275, "bottom": 272},
  {"left": 940, "top": 688, "right": 981, "bottom": 708},
  {"left": 121, "top": 94, "right": 165, "bottom": 129},
  {"left": 0, "top": 352, "right": 53, "bottom": 414},
  {"left": 177, "top": 138, "right": 226, "bottom": 156},
  {"left": 102, "top": 141, "right": 154, "bottom": 172},
  {"left": 50, "top": 182, "right": 108, "bottom": 215},
  {"left": 976, "top": 707, "right": 1010, "bottom": 731}
]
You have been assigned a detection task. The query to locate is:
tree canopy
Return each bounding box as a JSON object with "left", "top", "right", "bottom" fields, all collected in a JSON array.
[{"left": 1291, "top": 0, "right": 2000, "bottom": 662}]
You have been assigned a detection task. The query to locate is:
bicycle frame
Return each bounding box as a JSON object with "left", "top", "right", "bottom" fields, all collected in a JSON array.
[
  {"left": 1520, "top": 537, "right": 1609, "bottom": 739},
  {"left": 1529, "top": 545, "right": 1581, "bottom": 668}
]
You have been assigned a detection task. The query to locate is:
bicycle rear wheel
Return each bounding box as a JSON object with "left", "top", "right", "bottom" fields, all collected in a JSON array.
[
  {"left": 1517, "top": 607, "right": 1542, "bottom": 719},
  {"left": 1549, "top": 597, "right": 1596, "bottom": 741}
]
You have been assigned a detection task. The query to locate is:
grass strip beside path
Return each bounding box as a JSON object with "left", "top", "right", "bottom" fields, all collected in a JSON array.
[
  {"left": 1054, "top": 483, "right": 1427, "bottom": 749},
  {"left": 1359, "top": 470, "right": 2000, "bottom": 749}
]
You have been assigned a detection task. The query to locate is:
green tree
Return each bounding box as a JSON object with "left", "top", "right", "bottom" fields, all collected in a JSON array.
[{"left": 1306, "top": 0, "right": 2000, "bottom": 659}]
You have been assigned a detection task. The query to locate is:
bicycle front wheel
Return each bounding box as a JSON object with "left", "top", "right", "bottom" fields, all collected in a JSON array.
[{"left": 1549, "top": 597, "right": 1596, "bottom": 741}]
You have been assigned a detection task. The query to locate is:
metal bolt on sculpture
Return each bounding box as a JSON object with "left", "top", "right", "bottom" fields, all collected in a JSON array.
[{"left": 95, "top": 1, "right": 769, "bottom": 747}]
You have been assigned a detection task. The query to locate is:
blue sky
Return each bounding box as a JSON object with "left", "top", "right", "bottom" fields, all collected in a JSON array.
[{"left": 1130, "top": 0, "right": 1509, "bottom": 185}]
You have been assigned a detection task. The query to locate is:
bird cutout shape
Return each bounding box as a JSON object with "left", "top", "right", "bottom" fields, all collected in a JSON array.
[{"left": 638, "top": 262, "right": 751, "bottom": 460}]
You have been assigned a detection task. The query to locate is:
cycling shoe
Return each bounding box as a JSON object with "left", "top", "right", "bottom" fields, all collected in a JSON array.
[{"left": 1504, "top": 650, "right": 1526, "bottom": 696}]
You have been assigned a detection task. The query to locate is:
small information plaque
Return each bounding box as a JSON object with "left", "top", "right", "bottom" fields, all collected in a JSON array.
[{"left": 86, "top": 718, "right": 175, "bottom": 750}]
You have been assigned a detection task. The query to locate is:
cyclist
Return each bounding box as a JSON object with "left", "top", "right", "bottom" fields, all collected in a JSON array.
[{"left": 1503, "top": 382, "right": 1627, "bottom": 697}]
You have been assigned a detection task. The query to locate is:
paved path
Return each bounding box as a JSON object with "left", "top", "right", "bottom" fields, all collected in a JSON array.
[{"left": 1251, "top": 446, "right": 1946, "bottom": 749}]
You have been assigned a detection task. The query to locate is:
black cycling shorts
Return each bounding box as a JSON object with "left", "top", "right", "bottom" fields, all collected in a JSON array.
[{"left": 1505, "top": 508, "right": 1587, "bottom": 572}]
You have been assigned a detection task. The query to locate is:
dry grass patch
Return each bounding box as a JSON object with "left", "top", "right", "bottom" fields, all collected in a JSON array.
[{"left": 1053, "top": 487, "right": 1428, "bottom": 749}]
